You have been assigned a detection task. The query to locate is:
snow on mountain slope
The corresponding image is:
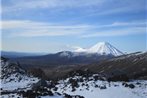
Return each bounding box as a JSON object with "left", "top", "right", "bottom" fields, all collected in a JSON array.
[
  {"left": 0, "top": 57, "right": 39, "bottom": 91},
  {"left": 88, "top": 42, "right": 123, "bottom": 56},
  {"left": 74, "top": 47, "right": 87, "bottom": 52},
  {"left": 74, "top": 42, "right": 123, "bottom": 56},
  {"left": 0, "top": 58, "right": 85, "bottom": 98}
]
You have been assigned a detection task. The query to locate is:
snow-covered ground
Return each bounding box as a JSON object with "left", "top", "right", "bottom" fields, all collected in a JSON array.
[
  {"left": 1, "top": 76, "right": 39, "bottom": 91},
  {"left": 1, "top": 58, "right": 147, "bottom": 98},
  {"left": 54, "top": 76, "right": 147, "bottom": 98},
  {"left": 0, "top": 59, "right": 39, "bottom": 91},
  {"left": 1, "top": 94, "right": 64, "bottom": 98},
  {"left": 1, "top": 75, "right": 147, "bottom": 98}
]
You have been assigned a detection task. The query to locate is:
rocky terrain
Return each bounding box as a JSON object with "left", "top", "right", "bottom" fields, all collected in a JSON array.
[
  {"left": 1, "top": 51, "right": 147, "bottom": 98},
  {"left": 36, "top": 51, "right": 147, "bottom": 81},
  {"left": 0, "top": 57, "right": 85, "bottom": 98}
]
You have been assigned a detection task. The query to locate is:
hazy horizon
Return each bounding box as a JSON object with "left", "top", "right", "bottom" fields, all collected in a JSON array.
[{"left": 1, "top": 0, "right": 146, "bottom": 53}]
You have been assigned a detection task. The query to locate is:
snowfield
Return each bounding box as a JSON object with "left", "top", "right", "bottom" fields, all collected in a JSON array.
[
  {"left": 1, "top": 74, "right": 147, "bottom": 98},
  {"left": 54, "top": 76, "right": 147, "bottom": 98},
  {"left": 0, "top": 59, "right": 39, "bottom": 91},
  {"left": 1, "top": 76, "right": 39, "bottom": 91},
  {"left": 1, "top": 94, "right": 64, "bottom": 98}
]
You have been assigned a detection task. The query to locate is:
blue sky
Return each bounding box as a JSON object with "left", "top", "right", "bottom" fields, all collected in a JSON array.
[{"left": 1, "top": 0, "right": 147, "bottom": 53}]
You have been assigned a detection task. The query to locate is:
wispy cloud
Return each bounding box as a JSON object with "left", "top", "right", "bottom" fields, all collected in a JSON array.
[
  {"left": 2, "top": 0, "right": 146, "bottom": 16},
  {"left": 2, "top": 20, "right": 146, "bottom": 29},
  {"left": 94, "top": 21, "right": 146, "bottom": 29},
  {"left": 1, "top": 20, "right": 91, "bottom": 37},
  {"left": 2, "top": 20, "right": 92, "bottom": 29},
  {"left": 81, "top": 27, "right": 146, "bottom": 38},
  {"left": 1, "top": 20, "right": 146, "bottom": 37},
  {"left": 2, "top": 0, "right": 105, "bottom": 12}
]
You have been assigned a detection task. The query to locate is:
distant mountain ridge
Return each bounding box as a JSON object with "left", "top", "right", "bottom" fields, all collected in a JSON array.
[
  {"left": 1, "top": 51, "right": 46, "bottom": 58},
  {"left": 11, "top": 51, "right": 114, "bottom": 68},
  {"left": 40, "top": 51, "right": 147, "bottom": 80},
  {"left": 4, "top": 42, "right": 124, "bottom": 67}
]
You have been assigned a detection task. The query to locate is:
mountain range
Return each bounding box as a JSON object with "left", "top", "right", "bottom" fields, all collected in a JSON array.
[
  {"left": 8, "top": 42, "right": 124, "bottom": 67},
  {"left": 1, "top": 42, "right": 123, "bottom": 58}
]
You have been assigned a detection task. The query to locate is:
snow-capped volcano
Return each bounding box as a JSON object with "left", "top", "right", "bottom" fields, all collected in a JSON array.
[
  {"left": 75, "top": 42, "right": 123, "bottom": 56},
  {"left": 88, "top": 42, "right": 123, "bottom": 56}
]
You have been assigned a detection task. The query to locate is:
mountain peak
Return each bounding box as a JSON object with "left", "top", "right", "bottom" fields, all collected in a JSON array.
[
  {"left": 94, "top": 42, "right": 110, "bottom": 47},
  {"left": 96, "top": 41, "right": 109, "bottom": 44},
  {"left": 88, "top": 42, "right": 123, "bottom": 56},
  {"left": 74, "top": 42, "right": 123, "bottom": 56}
]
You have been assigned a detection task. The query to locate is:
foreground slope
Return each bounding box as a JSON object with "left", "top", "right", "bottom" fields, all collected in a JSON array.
[
  {"left": 84, "top": 51, "right": 147, "bottom": 79},
  {"left": 0, "top": 57, "right": 84, "bottom": 98},
  {"left": 39, "top": 51, "right": 147, "bottom": 80},
  {"left": 0, "top": 57, "right": 39, "bottom": 91},
  {"left": 54, "top": 75, "right": 147, "bottom": 98}
]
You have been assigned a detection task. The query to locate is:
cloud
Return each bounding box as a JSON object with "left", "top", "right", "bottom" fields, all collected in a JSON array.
[
  {"left": 94, "top": 21, "right": 146, "bottom": 29},
  {"left": 1, "top": 20, "right": 92, "bottom": 37},
  {"left": 2, "top": 0, "right": 146, "bottom": 16},
  {"left": 2, "top": 20, "right": 92, "bottom": 29},
  {"left": 2, "top": 20, "right": 146, "bottom": 30},
  {"left": 2, "top": 0, "right": 105, "bottom": 12},
  {"left": 81, "top": 27, "right": 146, "bottom": 38},
  {"left": 1, "top": 20, "right": 146, "bottom": 37}
]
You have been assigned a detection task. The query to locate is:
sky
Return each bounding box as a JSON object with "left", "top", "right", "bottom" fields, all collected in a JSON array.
[{"left": 1, "top": 0, "right": 147, "bottom": 53}]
